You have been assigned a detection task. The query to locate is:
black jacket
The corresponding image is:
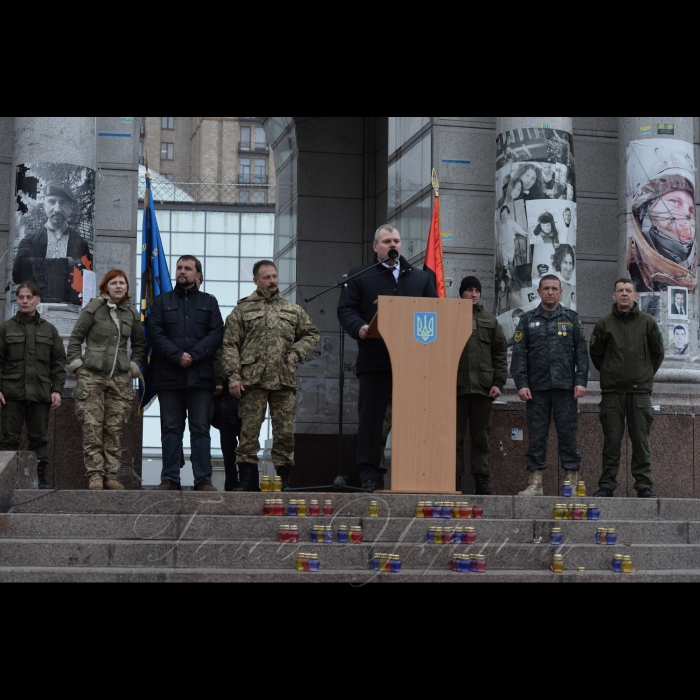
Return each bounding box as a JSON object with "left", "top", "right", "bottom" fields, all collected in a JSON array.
[
  {"left": 13, "top": 227, "right": 93, "bottom": 305},
  {"left": 148, "top": 286, "right": 224, "bottom": 392},
  {"left": 340, "top": 255, "right": 438, "bottom": 375}
]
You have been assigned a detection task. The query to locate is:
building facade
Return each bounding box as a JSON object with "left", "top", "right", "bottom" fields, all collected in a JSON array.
[{"left": 139, "top": 117, "right": 276, "bottom": 205}]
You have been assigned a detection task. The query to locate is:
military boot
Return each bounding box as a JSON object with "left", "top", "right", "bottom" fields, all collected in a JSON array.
[
  {"left": 474, "top": 474, "right": 495, "bottom": 496},
  {"left": 224, "top": 463, "right": 240, "bottom": 492},
  {"left": 278, "top": 465, "right": 292, "bottom": 492},
  {"left": 89, "top": 478, "right": 104, "bottom": 491},
  {"left": 518, "top": 471, "right": 544, "bottom": 497},
  {"left": 565, "top": 470, "right": 579, "bottom": 490},
  {"left": 104, "top": 479, "right": 125, "bottom": 491},
  {"left": 235, "top": 464, "right": 260, "bottom": 493},
  {"left": 37, "top": 462, "right": 52, "bottom": 491}
]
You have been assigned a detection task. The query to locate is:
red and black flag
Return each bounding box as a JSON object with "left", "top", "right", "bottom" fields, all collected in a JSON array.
[{"left": 424, "top": 170, "right": 446, "bottom": 298}]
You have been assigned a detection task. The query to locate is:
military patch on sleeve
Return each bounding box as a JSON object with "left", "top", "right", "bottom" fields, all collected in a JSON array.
[
  {"left": 581, "top": 330, "right": 586, "bottom": 340},
  {"left": 515, "top": 331, "right": 524, "bottom": 343},
  {"left": 590, "top": 335, "right": 596, "bottom": 347}
]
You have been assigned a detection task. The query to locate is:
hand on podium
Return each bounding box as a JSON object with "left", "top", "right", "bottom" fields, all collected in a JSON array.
[{"left": 359, "top": 325, "right": 370, "bottom": 340}]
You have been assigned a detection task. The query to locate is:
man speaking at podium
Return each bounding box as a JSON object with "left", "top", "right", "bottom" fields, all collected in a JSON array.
[{"left": 340, "top": 225, "right": 438, "bottom": 492}]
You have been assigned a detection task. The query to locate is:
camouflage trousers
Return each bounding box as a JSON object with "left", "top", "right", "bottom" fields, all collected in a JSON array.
[
  {"left": 526, "top": 390, "right": 581, "bottom": 472},
  {"left": 237, "top": 387, "right": 297, "bottom": 468},
  {"left": 74, "top": 371, "right": 135, "bottom": 482}
]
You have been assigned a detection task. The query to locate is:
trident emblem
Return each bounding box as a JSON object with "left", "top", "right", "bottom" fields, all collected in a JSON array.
[{"left": 415, "top": 313, "right": 438, "bottom": 345}]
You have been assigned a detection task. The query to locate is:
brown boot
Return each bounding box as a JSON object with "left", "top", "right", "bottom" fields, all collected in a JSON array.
[
  {"left": 89, "top": 478, "right": 104, "bottom": 491},
  {"left": 104, "top": 479, "right": 125, "bottom": 491},
  {"left": 194, "top": 479, "right": 218, "bottom": 493},
  {"left": 155, "top": 480, "right": 180, "bottom": 492}
]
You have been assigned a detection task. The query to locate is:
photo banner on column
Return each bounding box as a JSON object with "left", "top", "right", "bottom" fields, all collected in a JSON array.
[
  {"left": 12, "top": 162, "right": 95, "bottom": 312},
  {"left": 495, "top": 127, "right": 577, "bottom": 344},
  {"left": 626, "top": 139, "right": 697, "bottom": 295}
]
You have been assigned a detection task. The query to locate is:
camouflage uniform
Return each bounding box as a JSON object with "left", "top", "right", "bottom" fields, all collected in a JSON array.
[
  {"left": 223, "top": 289, "right": 320, "bottom": 468},
  {"left": 68, "top": 297, "right": 146, "bottom": 483},
  {"left": 511, "top": 304, "right": 589, "bottom": 473},
  {"left": 0, "top": 313, "right": 66, "bottom": 463}
]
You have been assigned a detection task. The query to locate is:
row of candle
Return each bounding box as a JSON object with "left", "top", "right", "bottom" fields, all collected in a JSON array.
[
  {"left": 562, "top": 481, "right": 588, "bottom": 498},
  {"left": 551, "top": 555, "right": 633, "bottom": 574},
  {"left": 264, "top": 500, "right": 335, "bottom": 517},
  {"left": 550, "top": 528, "right": 618, "bottom": 546},
  {"left": 428, "top": 527, "right": 477, "bottom": 545},
  {"left": 372, "top": 555, "right": 402, "bottom": 573},
  {"left": 295, "top": 554, "right": 320, "bottom": 572},
  {"left": 261, "top": 476, "right": 284, "bottom": 493},
  {"left": 278, "top": 525, "right": 364, "bottom": 544},
  {"left": 416, "top": 503, "right": 483, "bottom": 520},
  {"left": 451, "top": 555, "right": 487, "bottom": 573},
  {"left": 553, "top": 504, "right": 601, "bottom": 521}
]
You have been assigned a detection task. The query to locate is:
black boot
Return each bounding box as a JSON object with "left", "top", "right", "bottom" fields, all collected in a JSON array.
[
  {"left": 278, "top": 466, "right": 292, "bottom": 492},
  {"left": 37, "top": 462, "right": 52, "bottom": 491},
  {"left": 224, "top": 463, "right": 240, "bottom": 492},
  {"left": 234, "top": 464, "right": 260, "bottom": 493},
  {"left": 474, "top": 474, "right": 494, "bottom": 496}
]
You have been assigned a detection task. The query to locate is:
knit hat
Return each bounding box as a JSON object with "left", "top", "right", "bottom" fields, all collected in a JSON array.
[{"left": 460, "top": 276, "right": 482, "bottom": 296}]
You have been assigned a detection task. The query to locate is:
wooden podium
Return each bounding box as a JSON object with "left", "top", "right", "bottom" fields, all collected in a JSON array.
[{"left": 369, "top": 297, "right": 473, "bottom": 494}]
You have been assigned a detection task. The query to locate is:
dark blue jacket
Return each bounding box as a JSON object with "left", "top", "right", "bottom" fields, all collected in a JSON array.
[
  {"left": 511, "top": 304, "right": 589, "bottom": 391},
  {"left": 340, "top": 255, "right": 438, "bottom": 375},
  {"left": 148, "top": 286, "right": 224, "bottom": 392}
]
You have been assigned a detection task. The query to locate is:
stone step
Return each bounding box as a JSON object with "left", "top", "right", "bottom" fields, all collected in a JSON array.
[
  {"left": 0, "top": 539, "right": 698, "bottom": 572},
  {"left": 1, "top": 513, "right": 698, "bottom": 545},
  {"left": 11, "top": 491, "right": 700, "bottom": 522},
  {"left": 1, "top": 566, "right": 700, "bottom": 584}
]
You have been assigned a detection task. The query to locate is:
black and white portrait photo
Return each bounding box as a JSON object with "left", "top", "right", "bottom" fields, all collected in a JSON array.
[
  {"left": 640, "top": 293, "right": 662, "bottom": 322},
  {"left": 13, "top": 162, "right": 95, "bottom": 308},
  {"left": 669, "top": 287, "right": 689, "bottom": 319},
  {"left": 496, "top": 128, "right": 575, "bottom": 172},
  {"left": 671, "top": 323, "right": 690, "bottom": 356}
]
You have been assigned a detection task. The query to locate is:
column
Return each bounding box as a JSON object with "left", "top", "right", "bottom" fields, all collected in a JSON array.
[
  {"left": 618, "top": 117, "right": 697, "bottom": 373},
  {"left": 494, "top": 117, "right": 577, "bottom": 343},
  {"left": 10, "top": 117, "right": 97, "bottom": 327}
]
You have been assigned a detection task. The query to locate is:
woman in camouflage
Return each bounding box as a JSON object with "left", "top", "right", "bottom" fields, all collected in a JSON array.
[{"left": 68, "top": 270, "right": 146, "bottom": 490}]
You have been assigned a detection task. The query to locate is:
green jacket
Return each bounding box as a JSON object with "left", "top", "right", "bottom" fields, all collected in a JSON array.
[
  {"left": 590, "top": 304, "right": 665, "bottom": 394},
  {"left": 458, "top": 305, "right": 509, "bottom": 397},
  {"left": 0, "top": 313, "right": 67, "bottom": 403},
  {"left": 67, "top": 297, "right": 147, "bottom": 379},
  {"left": 223, "top": 289, "right": 320, "bottom": 391}
]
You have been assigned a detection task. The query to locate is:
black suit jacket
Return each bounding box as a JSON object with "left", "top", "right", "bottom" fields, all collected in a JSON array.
[
  {"left": 13, "top": 226, "right": 92, "bottom": 305},
  {"left": 339, "top": 256, "right": 438, "bottom": 375},
  {"left": 672, "top": 304, "right": 687, "bottom": 316}
]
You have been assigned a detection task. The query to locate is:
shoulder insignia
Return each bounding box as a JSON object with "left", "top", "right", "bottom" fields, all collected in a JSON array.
[
  {"left": 591, "top": 335, "right": 596, "bottom": 347},
  {"left": 515, "top": 331, "right": 524, "bottom": 343}
]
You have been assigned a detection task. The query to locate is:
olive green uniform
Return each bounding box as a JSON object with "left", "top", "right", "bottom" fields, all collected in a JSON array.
[
  {"left": 0, "top": 313, "right": 66, "bottom": 462},
  {"left": 68, "top": 298, "right": 146, "bottom": 482},
  {"left": 456, "top": 305, "right": 508, "bottom": 477},
  {"left": 590, "top": 304, "right": 664, "bottom": 493},
  {"left": 223, "top": 289, "right": 320, "bottom": 469}
]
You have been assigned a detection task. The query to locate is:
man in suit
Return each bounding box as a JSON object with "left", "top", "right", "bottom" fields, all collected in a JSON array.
[
  {"left": 672, "top": 291, "right": 688, "bottom": 317},
  {"left": 340, "top": 225, "right": 438, "bottom": 492},
  {"left": 13, "top": 182, "right": 92, "bottom": 305}
]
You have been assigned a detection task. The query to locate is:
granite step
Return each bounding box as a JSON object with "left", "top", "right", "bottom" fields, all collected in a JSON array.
[
  {"left": 11, "top": 491, "right": 700, "bottom": 522},
  {"left": 1, "top": 566, "right": 700, "bottom": 584},
  {"left": 1, "top": 513, "right": 698, "bottom": 545},
  {"left": 0, "top": 539, "right": 699, "bottom": 572}
]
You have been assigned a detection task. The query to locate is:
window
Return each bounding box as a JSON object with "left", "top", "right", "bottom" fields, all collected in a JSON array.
[
  {"left": 239, "top": 158, "right": 251, "bottom": 184},
  {"left": 161, "top": 143, "right": 174, "bottom": 160},
  {"left": 254, "top": 159, "right": 267, "bottom": 184},
  {"left": 240, "top": 126, "right": 251, "bottom": 151},
  {"left": 161, "top": 116, "right": 175, "bottom": 130}
]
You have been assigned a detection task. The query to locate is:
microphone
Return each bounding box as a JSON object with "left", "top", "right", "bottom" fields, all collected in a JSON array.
[{"left": 388, "top": 249, "right": 399, "bottom": 261}]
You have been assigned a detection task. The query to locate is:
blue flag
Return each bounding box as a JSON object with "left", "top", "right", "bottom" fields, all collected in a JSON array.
[{"left": 139, "top": 173, "right": 173, "bottom": 413}]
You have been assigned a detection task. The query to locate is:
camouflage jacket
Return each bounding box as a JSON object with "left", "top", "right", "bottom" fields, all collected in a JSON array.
[
  {"left": 511, "top": 304, "right": 589, "bottom": 391},
  {"left": 0, "top": 313, "right": 66, "bottom": 403},
  {"left": 67, "top": 297, "right": 146, "bottom": 380},
  {"left": 223, "top": 289, "right": 320, "bottom": 390}
]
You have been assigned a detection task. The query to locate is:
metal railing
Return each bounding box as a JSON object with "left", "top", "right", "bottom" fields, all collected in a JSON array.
[{"left": 141, "top": 176, "right": 274, "bottom": 205}]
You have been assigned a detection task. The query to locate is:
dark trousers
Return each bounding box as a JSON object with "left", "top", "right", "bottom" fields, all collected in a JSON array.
[
  {"left": 526, "top": 390, "right": 581, "bottom": 472},
  {"left": 159, "top": 389, "right": 213, "bottom": 485},
  {"left": 599, "top": 393, "right": 654, "bottom": 492},
  {"left": 0, "top": 400, "right": 51, "bottom": 463},
  {"left": 457, "top": 394, "right": 494, "bottom": 477},
  {"left": 357, "top": 372, "right": 392, "bottom": 485}
]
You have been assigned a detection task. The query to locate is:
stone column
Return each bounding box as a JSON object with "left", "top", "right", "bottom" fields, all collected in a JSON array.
[
  {"left": 618, "top": 118, "right": 698, "bottom": 379},
  {"left": 9, "top": 117, "right": 97, "bottom": 331},
  {"left": 494, "top": 118, "right": 577, "bottom": 343}
]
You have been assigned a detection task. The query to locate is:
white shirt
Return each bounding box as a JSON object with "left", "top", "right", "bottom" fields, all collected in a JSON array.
[{"left": 383, "top": 261, "right": 400, "bottom": 282}]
